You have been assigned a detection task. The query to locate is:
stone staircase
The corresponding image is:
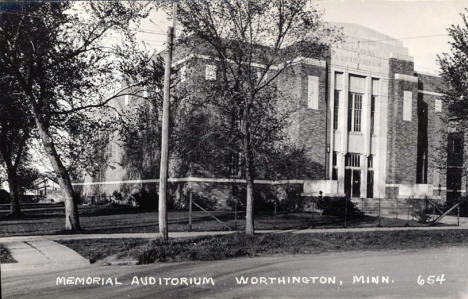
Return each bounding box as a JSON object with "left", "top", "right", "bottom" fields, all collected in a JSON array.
[{"left": 351, "top": 197, "right": 427, "bottom": 218}]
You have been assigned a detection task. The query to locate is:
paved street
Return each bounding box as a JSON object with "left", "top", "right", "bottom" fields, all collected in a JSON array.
[{"left": 2, "top": 245, "right": 468, "bottom": 298}]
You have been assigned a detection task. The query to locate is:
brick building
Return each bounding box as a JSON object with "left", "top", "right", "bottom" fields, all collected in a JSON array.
[
  {"left": 171, "top": 22, "right": 454, "bottom": 201},
  {"left": 78, "top": 23, "right": 459, "bottom": 203}
]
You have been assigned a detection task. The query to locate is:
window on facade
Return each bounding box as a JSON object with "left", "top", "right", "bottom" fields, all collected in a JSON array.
[
  {"left": 435, "top": 99, "right": 442, "bottom": 112},
  {"left": 345, "top": 153, "right": 360, "bottom": 167},
  {"left": 348, "top": 92, "right": 362, "bottom": 132},
  {"left": 367, "top": 155, "right": 373, "bottom": 168},
  {"left": 333, "top": 90, "right": 340, "bottom": 130},
  {"left": 205, "top": 64, "right": 217, "bottom": 80},
  {"left": 332, "top": 151, "right": 338, "bottom": 180},
  {"left": 307, "top": 75, "right": 319, "bottom": 109},
  {"left": 370, "top": 95, "right": 376, "bottom": 135},
  {"left": 403, "top": 91, "right": 412, "bottom": 121}
]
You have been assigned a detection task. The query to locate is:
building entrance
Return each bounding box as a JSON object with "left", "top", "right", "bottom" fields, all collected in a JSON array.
[
  {"left": 345, "top": 169, "right": 361, "bottom": 198},
  {"left": 344, "top": 153, "right": 361, "bottom": 198}
]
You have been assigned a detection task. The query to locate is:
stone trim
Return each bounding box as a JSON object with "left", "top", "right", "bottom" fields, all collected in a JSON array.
[
  {"left": 417, "top": 90, "right": 445, "bottom": 97},
  {"left": 173, "top": 53, "right": 326, "bottom": 70},
  {"left": 73, "top": 177, "right": 305, "bottom": 186},
  {"left": 394, "top": 73, "right": 418, "bottom": 83},
  {"left": 292, "top": 57, "right": 326, "bottom": 67}
]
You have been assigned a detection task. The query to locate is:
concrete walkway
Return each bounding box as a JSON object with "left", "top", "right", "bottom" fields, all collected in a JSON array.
[
  {"left": 1, "top": 237, "right": 90, "bottom": 274},
  {"left": 2, "top": 224, "right": 468, "bottom": 244}
]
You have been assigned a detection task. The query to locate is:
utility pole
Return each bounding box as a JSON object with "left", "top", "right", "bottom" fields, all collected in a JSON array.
[{"left": 158, "top": 2, "right": 177, "bottom": 241}]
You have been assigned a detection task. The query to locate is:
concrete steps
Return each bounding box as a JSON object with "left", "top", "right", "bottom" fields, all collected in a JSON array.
[{"left": 351, "top": 198, "right": 426, "bottom": 217}]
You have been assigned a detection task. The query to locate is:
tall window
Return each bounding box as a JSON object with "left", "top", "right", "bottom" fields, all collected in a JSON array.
[
  {"left": 333, "top": 90, "right": 340, "bottom": 130},
  {"left": 348, "top": 92, "right": 362, "bottom": 132},
  {"left": 345, "top": 153, "right": 360, "bottom": 167},
  {"left": 332, "top": 151, "right": 338, "bottom": 180},
  {"left": 403, "top": 91, "right": 412, "bottom": 121},
  {"left": 370, "top": 95, "right": 376, "bottom": 135},
  {"left": 307, "top": 76, "right": 319, "bottom": 109}
]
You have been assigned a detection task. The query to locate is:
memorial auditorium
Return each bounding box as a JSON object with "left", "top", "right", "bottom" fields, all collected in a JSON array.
[{"left": 79, "top": 23, "right": 461, "bottom": 204}]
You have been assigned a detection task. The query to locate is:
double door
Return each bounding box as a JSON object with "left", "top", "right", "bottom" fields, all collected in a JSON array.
[{"left": 345, "top": 168, "right": 361, "bottom": 198}]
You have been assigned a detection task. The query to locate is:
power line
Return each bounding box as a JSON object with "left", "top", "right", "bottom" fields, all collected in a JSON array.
[
  {"left": 342, "top": 33, "right": 448, "bottom": 45},
  {"left": 0, "top": 10, "right": 451, "bottom": 43},
  {"left": 0, "top": 10, "right": 167, "bottom": 36}
]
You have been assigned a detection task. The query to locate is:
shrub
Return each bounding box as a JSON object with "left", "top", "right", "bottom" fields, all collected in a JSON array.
[
  {"left": 227, "top": 185, "right": 276, "bottom": 214},
  {"left": 317, "top": 196, "right": 361, "bottom": 218},
  {"left": 278, "top": 184, "right": 305, "bottom": 212},
  {"left": 227, "top": 184, "right": 305, "bottom": 214},
  {"left": 135, "top": 233, "right": 258, "bottom": 264},
  {"left": 132, "top": 189, "right": 157, "bottom": 211},
  {"left": 190, "top": 191, "right": 218, "bottom": 211},
  {"left": 456, "top": 197, "right": 468, "bottom": 217},
  {"left": 112, "top": 190, "right": 124, "bottom": 201},
  {"left": 412, "top": 207, "right": 432, "bottom": 223},
  {"left": 0, "top": 189, "right": 10, "bottom": 204}
]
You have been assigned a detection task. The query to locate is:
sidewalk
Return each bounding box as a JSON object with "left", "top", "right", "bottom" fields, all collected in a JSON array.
[
  {"left": 1, "top": 237, "right": 90, "bottom": 274},
  {"left": 2, "top": 224, "right": 468, "bottom": 244},
  {"left": 2, "top": 224, "right": 468, "bottom": 275}
]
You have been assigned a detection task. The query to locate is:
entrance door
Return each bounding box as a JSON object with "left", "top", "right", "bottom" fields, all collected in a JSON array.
[
  {"left": 352, "top": 169, "right": 361, "bottom": 198},
  {"left": 345, "top": 168, "right": 361, "bottom": 198}
]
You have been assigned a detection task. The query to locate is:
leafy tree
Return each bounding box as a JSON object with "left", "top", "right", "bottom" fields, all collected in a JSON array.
[
  {"left": 0, "top": 1, "right": 150, "bottom": 230},
  {"left": 117, "top": 56, "right": 165, "bottom": 182},
  {"left": 163, "top": 0, "right": 340, "bottom": 235},
  {"left": 438, "top": 8, "right": 468, "bottom": 197},
  {"left": 0, "top": 75, "right": 33, "bottom": 216}
]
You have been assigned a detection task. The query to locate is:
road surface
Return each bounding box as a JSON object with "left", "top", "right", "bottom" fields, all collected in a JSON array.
[{"left": 2, "top": 246, "right": 468, "bottom": 298}]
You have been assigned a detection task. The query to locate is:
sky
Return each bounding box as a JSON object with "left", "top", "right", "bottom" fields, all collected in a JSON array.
[
  {"left": 318, "top": 0, "right": 468, "bottom": 74},
  {"left": 138, "top": 0, "right": 468, "bottom": 75}
]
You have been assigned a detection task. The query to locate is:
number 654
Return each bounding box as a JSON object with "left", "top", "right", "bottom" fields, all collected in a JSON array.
[{"left": 417, "top": 274, "right": 446, "bottom": 286}]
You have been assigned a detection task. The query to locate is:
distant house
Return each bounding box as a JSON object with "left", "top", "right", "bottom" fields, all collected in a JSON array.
[{"left": 32, "top": 176, "right": 63, "bottom": 203}]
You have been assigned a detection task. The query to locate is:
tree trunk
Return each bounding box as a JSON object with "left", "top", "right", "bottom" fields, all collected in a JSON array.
[
  {"left": 31, "top": 106, "right": 81, "bottom": 231},
  {"left": 242, "top": 105, "right": 255, "bottom": 235},
  {"left": 7, "top": 169, "right": 21, "bottom": 216}
]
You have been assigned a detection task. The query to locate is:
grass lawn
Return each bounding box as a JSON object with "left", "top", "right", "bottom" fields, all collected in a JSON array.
[
  {"left": 57, "top": 229, "right": 468, "bottom": 264},
  {"left": 57, "top": 238, "right": 149, "bottom": 263},
  {"left": 0, "top": 203, "right": 430, "bottom": 237},
  {"left": 0, "top": 205, "right": 240, "bottom": 236},
  {"left": 0, "top": 244, "right": 16, "bottom": 263}
]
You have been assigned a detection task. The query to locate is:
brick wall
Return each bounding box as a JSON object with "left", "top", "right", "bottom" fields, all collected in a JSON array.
[
  {"left": 386, "top": 58, "right": 419, "bottom": 185},
  {"left": 277, "top": 62, "right": 328, "bottom": 179}
]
